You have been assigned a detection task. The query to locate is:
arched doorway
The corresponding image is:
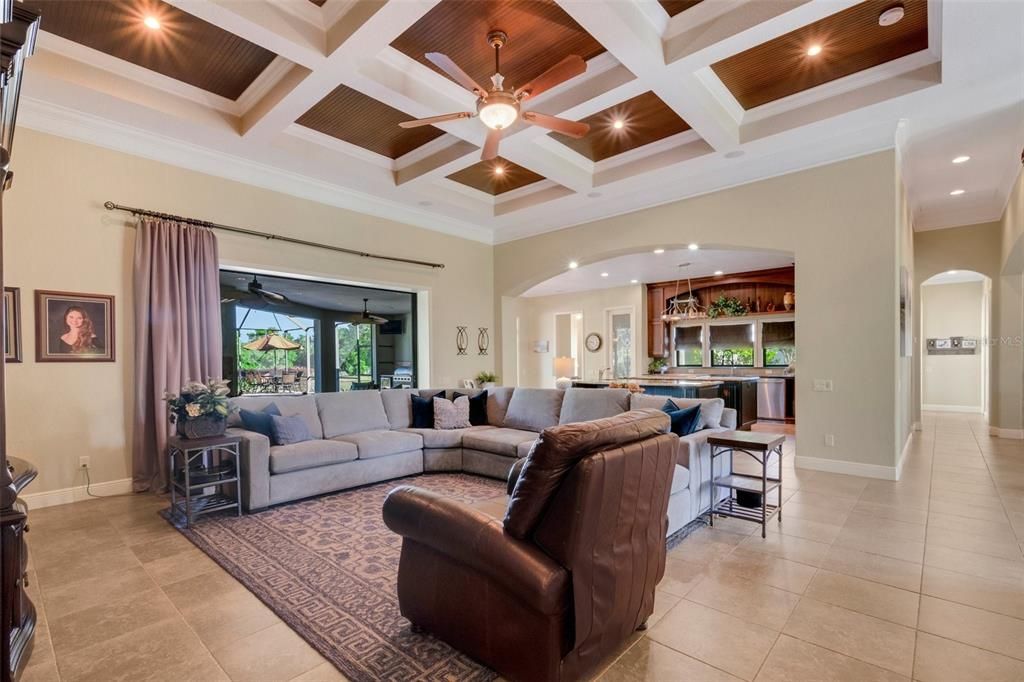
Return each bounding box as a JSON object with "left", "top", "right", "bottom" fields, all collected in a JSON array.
[{"left": 919, "top": 270, "right": 992, "bottom": 418}]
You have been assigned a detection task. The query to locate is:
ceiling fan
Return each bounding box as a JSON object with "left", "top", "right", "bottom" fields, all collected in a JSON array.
[
  {"left": 247, "top": 275, "right": 290, "bottom": 306},
  {"left": 399, "top": 30, "right": 590, "bottom": 161},
  {"left": 354, "top": 298, "right": 388, "bottom": 325}
]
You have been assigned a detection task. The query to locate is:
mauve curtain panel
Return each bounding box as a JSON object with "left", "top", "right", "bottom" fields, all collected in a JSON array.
[{"left": 132, "top": 218, "right": 222, "bottom": 491}]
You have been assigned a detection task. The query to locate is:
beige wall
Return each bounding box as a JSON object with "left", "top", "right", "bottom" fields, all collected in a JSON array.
[
  {"left": 915, "top": 220, "right": 1023, "bottom": 434},
  {"left": 920, "top": 281, "right": 986, "bottom": 411},
  {"left": 896, "top": 152, "right": 915, "bottom": 460},
  {"left": 510, "top": 285, "right": 645, "bottom": 388},
  {"left": 497, "top": 151, "right": 902, "bottom": 476},
  {"left": 4, "top": 129, "right": 494, "bottom": 496}
]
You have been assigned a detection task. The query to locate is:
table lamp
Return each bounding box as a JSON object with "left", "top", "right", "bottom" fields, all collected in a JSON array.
[{"left": 553, "top": 356, "right": 575, "bottom": 390}]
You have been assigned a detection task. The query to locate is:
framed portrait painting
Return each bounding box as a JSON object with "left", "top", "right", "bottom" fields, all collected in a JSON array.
[
  {"left": 3, "top": 287, "right": 21, "bottom": 362},
  {"left": 35, "top": 290, "right": 115, "bottom": 362}
]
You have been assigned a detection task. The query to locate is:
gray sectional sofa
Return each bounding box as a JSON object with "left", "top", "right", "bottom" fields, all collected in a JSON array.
[{"left": 227, "top": 387, "right": 734, "bottom": 535}]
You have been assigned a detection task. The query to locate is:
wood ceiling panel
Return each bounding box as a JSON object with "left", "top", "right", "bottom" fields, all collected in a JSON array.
[
  {"left": 22, "top": 0, "right": 277, "bottom": 100},
  {"left": 659, "top": 1, "right": 704, "bottom": 18},
  {"left": 391, "top": 0, "right": 605, "bottom": 94},
  {"left": 711, "top": 0, "right": 929, "bottom": 110},
  {"left": 551, "top": 91, "right": 691, "bottom": 162},
  {"left": 446, "top": 157, "right": 545, "bottom": 196},
  {"left": 297, "top": 84, "right": 445, "bottom": 159}
]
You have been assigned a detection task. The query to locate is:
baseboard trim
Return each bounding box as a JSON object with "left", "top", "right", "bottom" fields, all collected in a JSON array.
[
  {"left": 22, "top": 477, "right": 134, "bottom": 509},
  {"left": 794, "top": 455, "right": 898, "bottom": 481},
  {"left": 921, "top": 404, "right": 983, "bottom": 414},
  {"left": 989, "top": 426, "right": 1024, "bottom": 440},
  {"left": 912, "top": 421, "right": 923, "bottom": 432}
]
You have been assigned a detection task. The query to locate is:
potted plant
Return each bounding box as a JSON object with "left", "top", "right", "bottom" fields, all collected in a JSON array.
[
  {"left": 165, "top": 378, "right": 233, "bottom": 439},
  {"left": 647, "top": 358, "right": 668, "bottom": 375},
  {"left": 706, "top": 295, "right": 748, "bottom": 318},
  {"left": 475, "top": 371, "right": 498, "bottom": 389}
]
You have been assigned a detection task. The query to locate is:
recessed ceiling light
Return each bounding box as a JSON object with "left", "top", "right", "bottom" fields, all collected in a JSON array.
[
  {"left": 948, "top": 270, "right": 959, "bottom": 274},
  {"left": 600, "top": 272, "right": 609, "bottom": 278},
  {"left": 952, "top": 155, "right": 970, "bottom": 164},
  {"left": 493, "top": 165, "right": 505, "bottom": 175},
  {"left": 568, "top": 261, "right": 579, "bottom": 269},
  {"left": 950, "top": 189, "right": 965, "bottom": 196},
  {"left": 653, "top": 248, "right": 665, "bottom": 254},
  {"left": 630, "top": 279, "right": 638, "bottom": 284},
  {"left": 143, "top": 16, "right": 161, "bottom": 30},
  {"left": 714, "top": 270, "right": 724, "bottom": 276},
  {"left": 612, "top": 119, "right": 625, "bottom": 130},
  {"left": 879, "top": 3, "right": 906, "bottom": 26},
  {"left": 687, "top": 243, "right": 699, "bottom": 251},
  {"left": 806, "top": 44, "right": 822, "bottom": 57}
]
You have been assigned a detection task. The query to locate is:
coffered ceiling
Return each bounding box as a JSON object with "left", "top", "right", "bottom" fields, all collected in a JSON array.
[{"left": 16, "top": 0, "right": 1024, "bottom": 243}]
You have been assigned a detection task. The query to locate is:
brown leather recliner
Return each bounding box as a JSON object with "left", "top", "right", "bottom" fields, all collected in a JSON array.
[{"left": 382, "top": 409, "right": 677, "bottom": 681}]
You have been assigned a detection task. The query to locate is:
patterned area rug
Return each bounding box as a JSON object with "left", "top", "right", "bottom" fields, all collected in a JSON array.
[{"left": 168, "top": 473, "right": 505, "bottom": 681}]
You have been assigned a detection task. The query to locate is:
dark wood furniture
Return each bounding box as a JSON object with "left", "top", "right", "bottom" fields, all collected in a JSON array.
[
  {"left": 168, "top": 435, "right": 242, "bottom": 528},
  {"left": 705, "top": 431, "right": 785, "bottom": 538},
  {"left": 1, "top": 4, "right": 40, "bottom": 681},
  {"left": 646, "top": 266, "right": 794, "bottom": 358},
  {"left": 719, "top": 379, "right": 758, "bottom": 430}
]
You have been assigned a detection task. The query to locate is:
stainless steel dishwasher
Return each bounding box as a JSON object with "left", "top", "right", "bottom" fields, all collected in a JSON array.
[{"left": 757, "top": 378, "right": 786, "bottom": 420}]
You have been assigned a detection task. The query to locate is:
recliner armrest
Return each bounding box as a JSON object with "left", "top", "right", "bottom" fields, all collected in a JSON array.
[
  {"left": 383, "top": 485, "right": 568, "bottom": 615},
  {"left": 507, "top": 458, "right": 526, "bottom": 495}
]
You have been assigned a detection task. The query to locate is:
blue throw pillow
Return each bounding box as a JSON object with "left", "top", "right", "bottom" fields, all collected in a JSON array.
[
  {"left": 661, "top": 399, "right": 702, "bottom": 437},
  {"left": 453, "top": 390, "right": 488, "bottom": 426},
  {"left": 239, "top": 403, "right": 281, "bottom": 439},
  {"left": 411, "top": 391, "right": 443, "bottom": 428},
  {"left": 270, "top": 414, "right": 312, "bottom": 446}
]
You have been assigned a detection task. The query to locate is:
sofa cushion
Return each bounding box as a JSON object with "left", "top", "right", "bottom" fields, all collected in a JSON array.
[
  {"left": 485, "top": 387, "right": 514, "bottom": 427},
  {"left": 317, "top": 391, "right": 391, "bottom": 437},
  {"left": 434, "top": 395, "right": 471, "bottom": 429},
  {"left": 517, "top": 439, "right": 537, "bottom": 459},
  {"left": 630, "top": 393, "right": 725, "bottom": 429},
  {"left": 380, "top": 389, "right": 414, "bottom": 429},
  {"left": 558, "top": 387, "right": 629, "bottom": 424},
  {"left": 229, "top": 395, "right": 323, "bottom": 439},
  {"left": 503, "top": 388, "right": 564, "bottom": 432},
  {"left": 671, "top": 464, "right": 690, "bottom": 495},
  {"left": 504, "top": 409, "right": 670, "bottom": 540},
  {"left": 662, "top": 400, "right": 702, "bottom": 436},
  {"left": 332, "top": 429, "right": 423, "bottom": 459},
  {"left": 399, "top": 425, "right": 492, "bottom": 449},
  {"left": 453, "top": 390, "right": 488, "bottom": 426},
  {"left": 269, "top": 439, "right": 358, "bottom": 474},
  {"left": 270, "top": 414, "right": 313, "bottom": 446},
  {"left": 462, "top": 427, "right": 540, "bottom": 458},
  {"left": 239, "top": 402, "right": 281, "bottom": 439}
]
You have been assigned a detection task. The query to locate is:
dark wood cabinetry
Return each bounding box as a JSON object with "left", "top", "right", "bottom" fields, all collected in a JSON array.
[
  {"left": 646, "top": 266, "right": 794, "bottom": 358},
  {"left": 719, "top": 380, "right": 758, "bottom": 430}
]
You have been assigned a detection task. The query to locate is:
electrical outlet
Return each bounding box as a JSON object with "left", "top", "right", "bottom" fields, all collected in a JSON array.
[
  {"left": 824, "top": 434, "right": 835, "bottom": 447},
  {"left": 78, "top": 456, "right": 90, "bottom": 469},
  {"left": 813, "top": 379, "right": 834, "bottom": 392}
]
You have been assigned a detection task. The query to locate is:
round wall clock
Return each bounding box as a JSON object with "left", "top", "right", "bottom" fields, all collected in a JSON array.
[{"left": 585, "top": 332, "right": 603, "bottom": 352}]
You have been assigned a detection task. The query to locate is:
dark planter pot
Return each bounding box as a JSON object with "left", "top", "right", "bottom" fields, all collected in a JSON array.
[
  {"left": 736, "top": 490, "right": 762, "bottom": 509},
  {"left": 176, "top": 415, "right": 226, "bottom": 439}
]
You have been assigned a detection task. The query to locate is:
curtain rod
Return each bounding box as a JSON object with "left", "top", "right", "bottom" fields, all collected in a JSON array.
[{"left": 103, "top": 201, "right": 445, "bottom": 270}]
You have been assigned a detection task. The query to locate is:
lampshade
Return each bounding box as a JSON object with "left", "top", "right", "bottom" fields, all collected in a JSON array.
[
  {"left": 479, "top": 101, "right": 518, "bottom": 130},
  {"left": 553, "top": 356, "right": 574, "bottom": 378}
]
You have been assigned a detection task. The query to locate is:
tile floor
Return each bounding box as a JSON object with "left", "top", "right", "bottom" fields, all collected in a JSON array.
[{"left": 18, "top": 412, "right": 1024, "bottom": 681}]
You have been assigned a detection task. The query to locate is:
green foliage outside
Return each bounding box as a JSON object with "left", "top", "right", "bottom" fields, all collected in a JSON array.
[
  {"left": 337, "top": 323, "right": 373, "bottom": 380},
  {"left": 764, "top": 345, "right": 795, "bottom": 367},
  {"left": 711, "top": 348, "right": 754, "bottom": 367}
]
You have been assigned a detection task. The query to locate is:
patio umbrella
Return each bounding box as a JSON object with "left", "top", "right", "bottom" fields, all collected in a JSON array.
[{"left": 242, "top": 332, "right": 302, "bottom": 376}]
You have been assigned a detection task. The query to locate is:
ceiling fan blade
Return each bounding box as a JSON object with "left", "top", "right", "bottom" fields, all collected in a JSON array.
[
  {"left": 399, "top": 112, "right": 473, "bottom": 128},
  {"left": 481, "top": 128, "right": 502, "bottom": 161},
  {"left": 515, "top": 55, "right": 587, "bottom": 100},
  {"left": 523, "top": 112, "right": 590, "bottom": 138},
  {"left": 425, "top": 52, "right": 487, "bottom": 96}
]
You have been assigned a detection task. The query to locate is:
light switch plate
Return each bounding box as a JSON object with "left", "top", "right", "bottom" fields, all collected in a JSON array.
[{"left": 813, "top": 379, "right": 834, "bottom": 392}]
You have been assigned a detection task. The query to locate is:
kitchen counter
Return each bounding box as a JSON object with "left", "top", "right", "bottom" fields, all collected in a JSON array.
[{"left": 577, "top": 378, "right": 723, "bottom": 388}]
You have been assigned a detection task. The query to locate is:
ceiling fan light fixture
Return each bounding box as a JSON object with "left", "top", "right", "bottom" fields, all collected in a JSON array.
[{"left": 478, "top": 93, "right": 519, "bottom": 130}]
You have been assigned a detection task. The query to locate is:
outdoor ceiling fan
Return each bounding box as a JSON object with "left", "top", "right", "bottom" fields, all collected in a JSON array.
[
  {"left": 359, "top": 298, "right": 388, "bottom": 325},
  {"left": 248, "top": 275, "right": 290, "bottom": 306},
  {"left": 399, "top": 30, "right": 591, "bottom": 161}
]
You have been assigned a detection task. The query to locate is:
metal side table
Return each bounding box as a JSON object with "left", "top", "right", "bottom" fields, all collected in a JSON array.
[
  {"left": 705, "top": 431, "right": 786, "bottom": 538},
  {"left": 168, "top": 435, "right": 242, "bottom": 528}
]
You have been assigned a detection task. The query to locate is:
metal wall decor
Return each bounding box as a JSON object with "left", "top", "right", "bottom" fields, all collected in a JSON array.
[
  {"left": 477, "top": 327, "right": 489, "bottom": 355},
  {"left": 456, "top": 326, "right": 469, "bottom": 355}
]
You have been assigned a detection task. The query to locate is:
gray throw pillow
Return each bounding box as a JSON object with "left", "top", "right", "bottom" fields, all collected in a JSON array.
[
  {"left": 270, "top": 414, "right": 312, "bottom": 446},
  {"left": 433, "top": 396, "right": 471, "bottom": 429}
]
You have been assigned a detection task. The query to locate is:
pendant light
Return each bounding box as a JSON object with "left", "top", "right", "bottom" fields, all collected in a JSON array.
[{"left": 661, "top": 263, "right": 704, "bottom": 322}]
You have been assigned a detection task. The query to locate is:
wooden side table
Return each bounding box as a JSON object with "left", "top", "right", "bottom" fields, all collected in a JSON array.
[
  {"left": 168, "top": 435, "right": 242, "bottom": 528},
  {"left": 705, "top": 431, "right": 786, "bottom": 538}
]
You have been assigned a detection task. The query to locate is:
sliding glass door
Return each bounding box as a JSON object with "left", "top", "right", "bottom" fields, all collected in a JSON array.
[{"left": 336, "top": 323, "right": 375, "bottom": 389}]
